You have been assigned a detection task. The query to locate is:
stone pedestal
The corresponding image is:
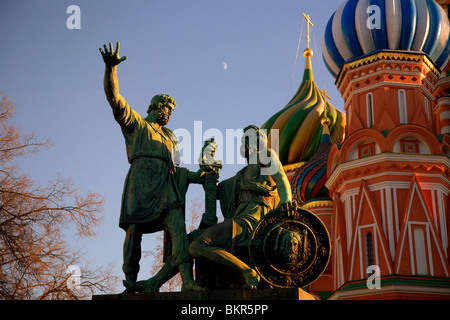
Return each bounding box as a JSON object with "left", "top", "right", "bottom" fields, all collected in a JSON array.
[{"left": 92, "top": 287, "right": 315, "bottom": 300}]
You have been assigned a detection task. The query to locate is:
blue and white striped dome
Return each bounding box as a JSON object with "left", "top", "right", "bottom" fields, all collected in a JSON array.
[{"left": 322, "top": 0, "right": 450, "bottom": 79}]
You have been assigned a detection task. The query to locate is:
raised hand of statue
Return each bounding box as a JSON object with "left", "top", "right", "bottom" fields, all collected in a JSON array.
[{"left": 99, "top": 42, "right": 127, "bottom": 67}]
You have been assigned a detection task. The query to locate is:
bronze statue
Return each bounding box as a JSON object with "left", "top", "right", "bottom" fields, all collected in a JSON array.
[
  {"left": 99, "top": 42, "right": 207, "bottom": 293},
  {"left": 189, "top": 125, "right": 294, "bottom": 289}
]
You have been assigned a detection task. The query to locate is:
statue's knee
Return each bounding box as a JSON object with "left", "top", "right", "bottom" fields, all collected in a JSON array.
[
  {"left": 126, "top": 224, "right": 141, "bottom": 238},
  {"left": 127, "top": 223, "right": 138, "bottom": 233},
  {"left": 189, "top": 240, "right": 201, "bottom": 258}
]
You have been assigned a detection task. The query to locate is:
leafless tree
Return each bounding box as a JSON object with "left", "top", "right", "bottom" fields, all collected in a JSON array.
[{"left": 0, "top": 94, "right": 119, "bottom": 299}]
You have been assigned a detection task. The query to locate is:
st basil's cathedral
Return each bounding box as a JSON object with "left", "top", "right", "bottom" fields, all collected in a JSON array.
[{"left": 262, "top": 0, "right": 450, "bottom": 299}]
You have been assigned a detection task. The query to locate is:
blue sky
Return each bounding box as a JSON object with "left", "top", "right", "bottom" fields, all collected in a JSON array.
[{"left": 0, "top": 0, "right": 345, "bottom": 293}]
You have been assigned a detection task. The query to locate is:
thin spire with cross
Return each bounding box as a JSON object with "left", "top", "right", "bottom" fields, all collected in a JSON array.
[
  {"left": 302, "top": 13, "right": 314, "bottom": 49},
  {"left": 320, "top": 89, "right": 331, "bottom": 101}
]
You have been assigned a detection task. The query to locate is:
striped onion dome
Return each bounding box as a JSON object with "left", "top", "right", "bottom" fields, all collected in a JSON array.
[
  {"left": 262, "top": 48, "right": 345, "bottom": 165},
  {"left": 291, "top": 117, "right": 333, "bottom": 206},
  {"left": 323, "top": 0, "right": 450, "bottom": 79}
]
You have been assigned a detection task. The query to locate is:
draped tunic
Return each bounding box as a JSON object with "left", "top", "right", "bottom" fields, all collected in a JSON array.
[
  {"left": 217, "top": 159, "right": 280, "bottom": 253},
  {"left": 112, "top": 101, "right": 188, "bottom": 232}
]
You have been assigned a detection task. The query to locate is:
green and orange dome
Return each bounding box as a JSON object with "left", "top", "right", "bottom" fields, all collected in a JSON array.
[{"left": 262, "top": 48, "right": 345, "bottom": 166}]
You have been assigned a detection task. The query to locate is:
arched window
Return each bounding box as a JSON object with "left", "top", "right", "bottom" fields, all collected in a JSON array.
[
  {"left": 348, "top": 105, "right": 352, "bottom": 125},
  {"left": 399, "top": 89, "right": 408, "bottom": 124},
  {"left": 366, "top": 93, "right": 374, "bottom": 128},
  {"left": 365, "top": 231, "right": 374, "bottom": 268},
  {"left": 413, "top": 228, "right": 428, "bottom": 275},
  {"left": 424, "top": 97, "right": 430, "bottom": 120}
]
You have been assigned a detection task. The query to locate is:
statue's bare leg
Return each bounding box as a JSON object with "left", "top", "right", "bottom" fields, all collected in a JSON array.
[
  {"left": 195, "top": 245, "right": 260, "bottom": 288},
  {"left": 164, "top": 207, "right": 203, "bottom": 291},
  {"left": 121, "top": 224, "right": 142, "bottom": 293},
  {"left": 125, "top": 207, "right": 204, "bottom": 294},
  {"left": 126, "top": 256, "right": 177, "bottom": 294},
  {"left": 189, "top": 224, "right": 260, "bottom": 289}
]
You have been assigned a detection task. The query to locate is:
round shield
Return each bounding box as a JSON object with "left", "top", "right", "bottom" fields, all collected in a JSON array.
[{"left": 249, "top": 205, "right": 331, "bottom": 288}]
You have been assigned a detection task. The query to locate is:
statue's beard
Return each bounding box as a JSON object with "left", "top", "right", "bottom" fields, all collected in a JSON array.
[
  {"left": 157, "top": 110, "right": 170, "bottom": 126},
  {"left": 285, "top": 250, "right": 299, "bottom": 263}
]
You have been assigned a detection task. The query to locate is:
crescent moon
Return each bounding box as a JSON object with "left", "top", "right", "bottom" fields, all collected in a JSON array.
[{"left": 222, "top": 62, "right": 228, "bottom": 71}]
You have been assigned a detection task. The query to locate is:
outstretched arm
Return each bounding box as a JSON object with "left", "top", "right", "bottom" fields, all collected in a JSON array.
[{"left": 99, "top": 42, "right": 128, "bottom": 111}]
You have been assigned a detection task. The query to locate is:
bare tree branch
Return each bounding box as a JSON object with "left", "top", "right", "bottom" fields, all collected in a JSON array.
[{"left": 0, "top": 94, "right": 119, "bottom": 299}]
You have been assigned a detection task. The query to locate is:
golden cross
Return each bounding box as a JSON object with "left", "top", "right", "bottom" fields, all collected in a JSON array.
[
  {"left": 320, "top": 89, "right": 331, "bottom": 100},
  {"left": 302, "top": 13, "right": 314, "bottom": 49}
]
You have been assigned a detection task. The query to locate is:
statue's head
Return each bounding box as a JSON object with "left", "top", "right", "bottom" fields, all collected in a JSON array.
[
  {"left": 147, "top": 94, "right": 176, "bottom": 126},
  {"left": 240, "top": 125, "right": 268, "bottom": 161},
  {"left": 274, "top": 228, "right": 306, "bottom": 265}
]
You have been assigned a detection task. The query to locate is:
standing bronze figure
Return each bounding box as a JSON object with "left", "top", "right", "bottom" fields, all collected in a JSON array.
[{"left": 99, "top": 42, "right": 206, "bottom": 293}]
